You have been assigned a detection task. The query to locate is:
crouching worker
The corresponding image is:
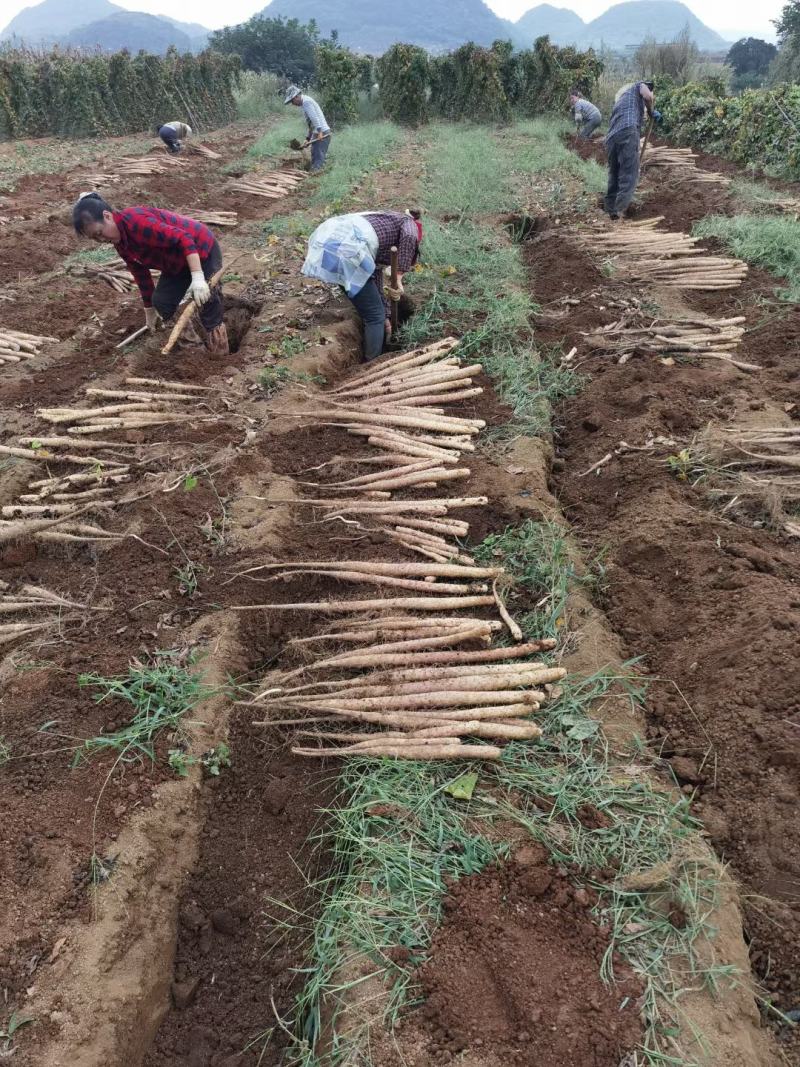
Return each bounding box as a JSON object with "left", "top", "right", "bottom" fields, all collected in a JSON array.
[
  {"left": 157, "top": 120, "right": 191, "bottom": 154},
  {"left": 569, "top": 89, "right": 601, "bottom": 140},
  {"left": 302, "top": 210, "right": 422, "bottom": 361},
  {"left": 72, "top": 192, "right": 229, "bottom": 355}
]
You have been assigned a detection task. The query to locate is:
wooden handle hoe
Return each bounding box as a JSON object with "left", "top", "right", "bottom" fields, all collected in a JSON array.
[{"left": 390, "top": 246, "right": 400, "bottom": 335}]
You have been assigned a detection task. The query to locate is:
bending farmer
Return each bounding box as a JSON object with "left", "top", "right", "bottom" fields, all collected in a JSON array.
[
  {"left": 284, "top": 85, "right": 331, "bottom": 172},
  {"left": 157, "top": 120, "right": 192, "bottom": 155},
  {"left": 72, "top": 192, "right": 229, "bottom": 355},
  {"left": 569, "top": 90, "right": 601, "bottom": 139},
  {"left": 604, "top": 81, "right": 661, "bottom": 219},
  {"left": 302, "top": 210, "right": 423, "bottom": 361}
]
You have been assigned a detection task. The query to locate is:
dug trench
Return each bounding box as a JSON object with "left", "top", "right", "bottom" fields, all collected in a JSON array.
[
  {"left": 538, "top": 140, "right": 800, "bottom": 1057},
  {"left": 0, "top": 121, "right": 784, "bottom": 1067}
]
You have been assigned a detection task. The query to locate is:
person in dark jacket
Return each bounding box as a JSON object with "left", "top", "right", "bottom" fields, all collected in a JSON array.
[
  {"left": 302, "top": 209, "right": 422, "bottom": 360},
  {"left": 72, "top": 192, "right": 229, "bottom": 355},
  {"left": 604, "top": 81, "right": 661, "bottom": 219}
]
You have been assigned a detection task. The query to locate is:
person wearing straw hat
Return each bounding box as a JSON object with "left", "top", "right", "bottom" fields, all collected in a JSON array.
[{"left": 284, "top": 85, "right": 331, "bottom": 172}]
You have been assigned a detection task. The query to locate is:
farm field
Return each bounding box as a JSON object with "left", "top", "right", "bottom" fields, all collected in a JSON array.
[{"left": 0, "top": 113, "right": 797, "bottom": 1067}]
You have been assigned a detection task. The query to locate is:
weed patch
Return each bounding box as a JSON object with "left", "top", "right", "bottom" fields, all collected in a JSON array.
[{"left": 694, "top": 213, "right": 800, "bottom": 301}]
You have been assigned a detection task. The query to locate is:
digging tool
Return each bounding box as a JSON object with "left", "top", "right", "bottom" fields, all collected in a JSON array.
[
  {"left": 389, "top": 246, "right": 400, "bottom": 335},
  {"left": 115, "top": 324, "right": 149, "bottom": 350},
  {"left": 640, "top": 116, "right": 655, "bottom": 164},
  {"left": 290, "top": 132, "right": 331, "bottom": 152}
]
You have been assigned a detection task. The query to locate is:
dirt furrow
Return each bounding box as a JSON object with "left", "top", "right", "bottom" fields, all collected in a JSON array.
[{"left": 540, "top": 141, "right": 800, "bottom": 1059}]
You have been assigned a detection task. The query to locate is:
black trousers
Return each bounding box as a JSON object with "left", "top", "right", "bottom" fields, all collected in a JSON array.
[
  {"left": 152, "top": 240, "right": 224, "bottom": 330},
  {"left": 605, "top": 127, "right": 641, "bottom": 216},
  {"left": 347, "top": 277, "right": 386, "bottom": 361},
  {"left": 159, "top": 126, "right": 181, "bottom": 153}
]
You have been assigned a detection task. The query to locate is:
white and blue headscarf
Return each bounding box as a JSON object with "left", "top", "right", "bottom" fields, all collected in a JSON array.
[{"left": 302, "top": 213, "right": 379, "bottom": 298}]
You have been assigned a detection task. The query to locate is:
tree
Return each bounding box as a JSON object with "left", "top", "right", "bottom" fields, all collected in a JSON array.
[
  {"left": 634, "top": 26, "right": 698, "bottom": 85},
  {"left": 770, "top": 0, "right": 800, "bottom": 82},
  {"left": 314, "top": 40, "right": 359, "bottom": 126},
  {"left": 209, "top": 15, "right": 318, "bottom": 82},
  {"left": 376, "top": 44, "right": 429, "bottom": 126},
  {"left": 727, "top": 37, "right": 777, "bottom": 75}
]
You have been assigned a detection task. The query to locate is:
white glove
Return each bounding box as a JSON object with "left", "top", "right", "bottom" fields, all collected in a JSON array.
[
  {"left": 144, "top": 306, "right": 160, "bottom": 332},
  {"left": 190, "top": 271, "right": 211, "bottom": 307}
]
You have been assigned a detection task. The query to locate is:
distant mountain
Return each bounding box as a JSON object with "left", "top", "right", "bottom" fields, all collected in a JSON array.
[
  {"left": 160, "top": 16, "right": 210, "bottom": 50},
  {"left": 515, "top": 0, "right": 728, "bottom": 50},
  {"left": 64, "top": 10, "right": 192, "bottom": 53},
  {"left": 0, "top": 0, "right": 210, "bottom": 52},
  {"left": 581, "top": 0, "right": 728, "bottom": 50},
  {"left": 260, "top": 0, "right": 523, "bottom": 53},
  {"left": 0, "top": 0, "right": 119, "bottom": 43},
  {"left": 516, "top": 4, "right": 585, "bottom": 46}
]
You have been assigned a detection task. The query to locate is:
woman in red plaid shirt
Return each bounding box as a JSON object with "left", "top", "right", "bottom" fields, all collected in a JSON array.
[{"left": 72, "top": 192, "right": 229, "bottom": 355}]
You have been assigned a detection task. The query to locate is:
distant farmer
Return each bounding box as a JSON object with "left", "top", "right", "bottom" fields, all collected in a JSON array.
[
  {"left": 302, "top": 209, "right": 423, "bottom": 361},
  {"left": 157, "top": 120, "right": 192, "bottom": 155},
  {"left": 284, "top": 85, "right": 331, "bottom": 172},
  {"left": 569, "top": 89, "right": 601, "bottom": 139},
  {"left": 604, "top": 81, "right": 661, "bottom": 220},
  {"left": 72, "top": 192, "right": 229, "bottom": 355}
]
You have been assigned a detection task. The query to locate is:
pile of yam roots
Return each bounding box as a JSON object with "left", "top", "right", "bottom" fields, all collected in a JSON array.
[
  {"left": 243, "top": 338, "right": 566, "bottom": 761},
  {"left": 588, "top": 217, "right": 748, "bottom": 291}
]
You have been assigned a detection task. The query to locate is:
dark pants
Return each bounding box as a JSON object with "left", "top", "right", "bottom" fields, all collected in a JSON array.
[
  {"left": 152, "top": 240, "right": 224, "bottom": 330},
  {"left": 348, "top": 277, "right": 386, "bottom": 361},
  {"left": 605, "top": 127, "right": 641, "bottom": 217},
  {"left": 310, "top": 134, "right": 331, "bottom": 172},
  {"left": 158, "top": 126, "right": 182, "bottom": 154},
  {"left": 579, "top": 116, "right": 601, "bottom": 139}
]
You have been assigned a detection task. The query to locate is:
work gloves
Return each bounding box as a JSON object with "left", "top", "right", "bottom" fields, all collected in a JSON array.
[
  {"left": 144, "top": 306, "right": 160, "bottom": 332},
  {"left": 383, "top": 267, "right": 404, "bottom": 302},
  {"left": 190, "top": 271, "right": 211, "bottom": 307}
]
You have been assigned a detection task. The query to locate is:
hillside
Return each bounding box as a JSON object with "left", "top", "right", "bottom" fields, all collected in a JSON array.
[
  {"left": 1, "top": 0, "right": 209, "bottom": 51},
  {"left": 579, "top": 0, "right": 728, "bottom": 49},
  {"left": 0, "top": 0, "right": 119, "bottom": 43},
  {"left": 516, "top": 4, "right": 586, "bottom": 46},
  {"left": 63, "top": 10, "right": 192, "bottom": 53},
  {"left": 259, "top": 0, "right": 523, "bottom": 52}
]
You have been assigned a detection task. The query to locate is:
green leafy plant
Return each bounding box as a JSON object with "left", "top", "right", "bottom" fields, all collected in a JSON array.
[
  {"left": 202, "top": 742, "right": 231, "bottom": 776},
  {"left": 1, "top": 1011, "right": 34, "bottom": 1054},
  {"left": 74, "top": 652, "right": 214, "bottom": 768},
  {"left": 174, "top": 560, "right": 203, "bottom": 597},
  {"left": 376, "top": 44, "right": 430, "bottom": 126},
  {"left": 314, "top": 40, "right": 360, "bottom": 126}
]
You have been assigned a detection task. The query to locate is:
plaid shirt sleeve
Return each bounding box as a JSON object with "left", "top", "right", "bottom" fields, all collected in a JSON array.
[{"left": 396, "top": 217, "right": 419, "bottom": 272}]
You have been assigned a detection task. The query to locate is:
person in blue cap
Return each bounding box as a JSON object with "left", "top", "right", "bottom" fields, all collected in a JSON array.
[{"left": 284, "top": 85, "right": 331, "bottom": 172}]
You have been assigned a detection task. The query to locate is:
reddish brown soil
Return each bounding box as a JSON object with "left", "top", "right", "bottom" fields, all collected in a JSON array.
[
  {"left": 534, "top": 153, "right": 800, "bottom": 1054},
  {"left": 142, "top": 727, "right": 330, "bottom": 1067},
  {"left": 378, "top": 846, "right": 643, "bottom": 1066}
]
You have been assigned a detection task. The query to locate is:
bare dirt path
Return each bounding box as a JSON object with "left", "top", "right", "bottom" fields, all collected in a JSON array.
[{"left": 539, "top": 137, "right": 800, "bottom": 1061}]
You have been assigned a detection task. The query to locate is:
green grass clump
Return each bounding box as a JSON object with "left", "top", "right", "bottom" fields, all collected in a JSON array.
[
  {"left": 235, "top": 70, "right": 284, "bottom": 121},
  {"left": 694, "top": 213, "right": 800, "bottom": 301},
  {"left": 74, "top": 651, "right": 214, "bottom": 767},
  {"left": 307, "top": 121, "right": 403, "bottom": 208},
  {"left": 512, "top": 118, "right": 607, "bottom": 198},
  {"left": 244, "top": 115, "right": 300, "bottom": 170},
  {"left": 421, "top": 124, "right": 516, "bottom": 218}
]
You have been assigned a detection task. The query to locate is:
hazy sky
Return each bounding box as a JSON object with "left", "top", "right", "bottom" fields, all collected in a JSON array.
[{"left": 3, "top": 0, "right": 784, "bottom": 40}]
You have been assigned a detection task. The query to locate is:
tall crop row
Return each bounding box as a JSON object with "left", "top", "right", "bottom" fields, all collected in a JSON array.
[{"left": 0, "top": 48, "right": 241, "bottom": 139}]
